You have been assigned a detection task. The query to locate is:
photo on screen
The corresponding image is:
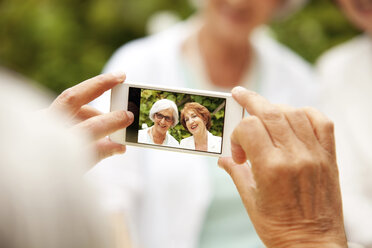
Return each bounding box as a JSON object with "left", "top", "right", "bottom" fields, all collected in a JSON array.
[{"left": 126, "top": 87, "right": 226, "bottom": 154}]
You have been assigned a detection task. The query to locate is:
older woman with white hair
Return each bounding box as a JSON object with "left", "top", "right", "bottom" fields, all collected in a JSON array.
[
  {"left": 138, "top": 98, "right": 179, "bottom": 147},
  {"left": 90, "top": 0, "right": 320, "bottom": 247}
]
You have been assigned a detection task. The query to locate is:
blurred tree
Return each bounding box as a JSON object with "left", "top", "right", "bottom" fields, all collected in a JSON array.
[
  {"left": 0, "top": 0, "right": 360, "bottom": 93},
  {"left": 0, "top": 0, "right": 194, "bottom": 93}
]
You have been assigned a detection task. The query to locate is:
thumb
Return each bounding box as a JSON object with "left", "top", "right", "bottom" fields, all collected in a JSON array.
[
  {"left": 231, "top": 140, "right": 247, "bottom": 164},
  {"left": 218, "top": 157, "right": 256, "bottom": 211}
]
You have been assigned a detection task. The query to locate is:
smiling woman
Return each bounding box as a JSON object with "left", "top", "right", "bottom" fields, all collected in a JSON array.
[
  {"left": 89, "top": 0, "right": 324, "bottom": 246},
  {"left": 180, "top": 102, "right": 222, "bottom": 153},
  {"left": 137, "top": 99, "right": 180, "bottom": 147}
]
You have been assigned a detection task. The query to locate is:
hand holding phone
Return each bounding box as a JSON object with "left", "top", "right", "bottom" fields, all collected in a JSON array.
[
  {"left": 110, "top": 82, "right": 244, "bottom": 156},
  {"left": 219, "top": 87, "right": 346, "bottom": 248},
  {"left": 49, "top": 73, "right": 134, "bottom": 164}
]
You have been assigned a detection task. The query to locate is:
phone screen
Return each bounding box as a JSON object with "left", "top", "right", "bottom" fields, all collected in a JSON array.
[{"left": 126, "top": 87, "right": 226, "bottom": 154}]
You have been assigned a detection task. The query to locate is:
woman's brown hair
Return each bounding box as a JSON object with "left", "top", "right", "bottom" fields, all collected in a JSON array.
[{"left": 180, "top": 102, "right": 212, "bottom": 131}]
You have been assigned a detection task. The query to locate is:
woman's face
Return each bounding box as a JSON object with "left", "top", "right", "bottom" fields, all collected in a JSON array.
[
  {"left": 203, "top": 0, "right": 280, "bottom": 42},
  {"left": 153, "top": 108, "right": 174, "bottom": 134},
  {"left": 338, "top": 0, "right": 372, "bottom": 33},
  {"left": 184, "top": 110, "right": 207, "bottom": 135}
]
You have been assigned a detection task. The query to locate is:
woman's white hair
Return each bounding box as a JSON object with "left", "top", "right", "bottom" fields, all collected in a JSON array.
[{"left": 149, "top": 99, "right": 179, "bottom": 127}]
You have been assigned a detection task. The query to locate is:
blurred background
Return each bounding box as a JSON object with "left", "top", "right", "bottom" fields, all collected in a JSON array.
[{"left": 0, "top": 0, "right": 359, "bottom": 94}]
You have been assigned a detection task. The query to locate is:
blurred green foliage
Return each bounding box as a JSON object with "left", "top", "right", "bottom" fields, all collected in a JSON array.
[
  {"left": 0, "top": 0, "right": 193, "bottom": 93},
  {"left": 0, "top": 0, "right": 360, "bottom": 93},
  {"left": 139, "top": 89, "right": 225, "bottom": 142}
]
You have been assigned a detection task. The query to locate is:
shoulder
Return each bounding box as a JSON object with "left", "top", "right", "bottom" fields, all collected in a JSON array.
[
  {"left": 316, "top": 35, "right": 371, "bottom": 81},
  {"left": 208, "top": 132, "right": 222, "bottom": 143},
  {"left": 251, "top": 26, "right": 319, "bottom": 107},
  {"left": 207, "top": 132, "right": 222, "bottom": 153},
  {"left": 180, "top": 136, "right": 194, "bottom": 146},
  {"left": 180, "top": 136, "right": 193, "bottom": 142},
  {"left": 138, "top": 129, "right": 149, "bottom": 141},
  {"left": 166, "top": 133, "right": 180, "bottom": 146},
  {"left": 103, "top": 22, "right": 191, "bottom": 76},
  {"left": 138, "top": 129, "right": 147, "bottom": 135},
  {"left": 92, "top": 22, "right": 191, "bottom": 112},
  {"left": 252, "top": 26, "right": 314, "bottom": 78}
]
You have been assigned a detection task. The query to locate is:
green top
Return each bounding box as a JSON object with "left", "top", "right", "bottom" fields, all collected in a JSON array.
[{"left": 198, "top": 157, "right": 264, "bottom": 248}]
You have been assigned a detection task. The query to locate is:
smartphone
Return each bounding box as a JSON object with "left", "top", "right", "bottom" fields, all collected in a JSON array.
[{"left": 110, "top": 82, "right": 244, "bottom": 157}]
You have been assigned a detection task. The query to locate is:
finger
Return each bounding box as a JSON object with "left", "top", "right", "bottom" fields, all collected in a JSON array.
[
  {"left": 73, "top": 110, "right": 134, "bottom": 141},
  {"left": 218, "top": 157, "right": 256, "bottom": 212},
  {"left": 231, "top": 87, "right": 296, "bottom": 146},
  {"left": 231, "top": 116, "right": 274, "bottom": 166},
  {"left": 230, "top": 141, "right": 247, "bottom": 164},
  {"left": 75, "top": 105, "right": 102, "bottom": 122},
  {"left": 302, "top": 107, "right": 336, "bottom": 157},
  {"left": 94, "top": 137, "right": 127, "bottom": 162},
  {"left": 277, "top": 104, "right": 318, "bottom": 148},
  {"left": 50, "top": 72, "right": 126, "bottom": 116}
]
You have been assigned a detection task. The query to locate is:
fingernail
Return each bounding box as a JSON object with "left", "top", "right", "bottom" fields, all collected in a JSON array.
[
  {"left": 114, "top": 145, "right": 126, "bottom": 155},
  {"left": 231, "top": 86, "right": 245, "bottom": 95},
  {"left": 126, "top": 111, "right": 134, "bottom": 121},
  {"left": 119, "top": 145, "right": 126, "bottom": 153},
  {"left": 112, "top": 71, "right": 126, "bottom": 81}
]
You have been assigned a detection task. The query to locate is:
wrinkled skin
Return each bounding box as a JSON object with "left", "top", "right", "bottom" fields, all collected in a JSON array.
[{"left": 219, "top": 87, "right": 347, "bottom": 248}]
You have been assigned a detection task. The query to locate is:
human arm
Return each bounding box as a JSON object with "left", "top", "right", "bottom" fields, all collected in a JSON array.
[{"left": 218, "top": 87, "right": 347, "bottom": 248}]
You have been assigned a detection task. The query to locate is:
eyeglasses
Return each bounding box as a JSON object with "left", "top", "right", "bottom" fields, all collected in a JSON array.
[{"left": 155, "top": 113, "right": 173, "bottom": 123}]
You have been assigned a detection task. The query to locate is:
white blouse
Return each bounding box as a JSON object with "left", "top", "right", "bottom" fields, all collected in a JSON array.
[
  {"left": 180, "top": 131, "right": 222, "bottom": 153},
  {"left": 138, "top": 127, "right": 180, "bottom": 147}
]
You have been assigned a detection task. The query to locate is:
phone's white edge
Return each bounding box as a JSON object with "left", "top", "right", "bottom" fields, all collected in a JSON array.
[
  {"left": 109, "top": 82, "right": 244, "bottom": 157},
  {"left": 222, "top": 97, "right": 244, "bottom": 156},
  {"left": 125, "top": 81, "right": 232, "bottom": 98},
  {"left": 125, "top": 142, "right": 222, "bottom": 157},
  {"left": 110, "top": 84, "right": 127, "bottom": 145}
]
